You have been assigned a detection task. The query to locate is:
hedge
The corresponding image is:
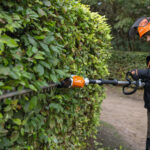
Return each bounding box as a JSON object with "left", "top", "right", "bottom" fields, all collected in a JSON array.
[
  {"left": 0, "top": 0, "right": 111, "bottom": 149},
  {"left": 107, "top": 50, "right": 149, "bottom": 80}
]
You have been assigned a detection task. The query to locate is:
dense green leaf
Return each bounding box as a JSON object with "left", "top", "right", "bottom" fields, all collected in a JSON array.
[
  {"left": 13, "top": 118, "right": 22, "bottom": 125},
  {"left": 37, "top": 8, "right": 47, "bottom": 17},
  {"left": 10, "top": 131, "right": 19, "bottom": 142},
  {"left": 0, "top": 113, "right": 3, "bottom": 119},
  {"left": 28, "top": 84, "right": 37, "bottom": 91},
  {"left": 40, "top": 61, "right": 50, "bottom": 69},
  {"left": 0, "top": 35, "right": 18, "bottom": 48},
  {"left": 27, "top": 34, "right": 37, "bottom": 47},
  {"left": 29, "top": 96, "right": 38, "bottom": 110},
  {"left": 34, "top": 64, "right": 44, "bottom": 76},
  {"left": 50, "top": 45, "right": 59, "bottom": 53},
  {"left": 40, "top": 42, "right": 49, "bottom": 52},
  {"left": 50, "top": 74, "right": 58, "bottom": 82},
  {"left": 0, "top": 82, "right": 4, "bottom": 87},
  {"left": 43, "top": 0, "right": 51, "bottom": 7},
  {"left": 34, "top": 53, "right": 45, "bottom": 60},
  {"left": 0, "top": 127, "right": 8, "bottom": 136},
  {"left": 43, "top": 34, "right": 55, "bottom": 44}
]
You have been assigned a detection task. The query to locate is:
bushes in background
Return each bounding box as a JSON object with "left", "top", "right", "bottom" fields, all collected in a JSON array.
[{"left": 107, "top": 51, "right": 148, "bottom": 80}]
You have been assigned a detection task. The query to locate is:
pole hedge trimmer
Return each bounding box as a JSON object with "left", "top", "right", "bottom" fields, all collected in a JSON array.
[
  {"left": 0, "top": 72, "right": 145, "bottom": 100},
  {"left": 58, "top": 72, "right": 145, "bottom": 95}
]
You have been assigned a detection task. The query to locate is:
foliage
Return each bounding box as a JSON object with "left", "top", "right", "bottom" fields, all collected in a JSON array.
[
  {"left": 107, "top": 50, "right": 148, "bottom": 80},
  {"left": 81, "top": 0, "right": 150, "bottom": 51},
  {"left": 81, "top": 0, "right": 99, "bottom": 6},
  {"left": 0, "top": 0, "right": 111, "bottom": 149}
]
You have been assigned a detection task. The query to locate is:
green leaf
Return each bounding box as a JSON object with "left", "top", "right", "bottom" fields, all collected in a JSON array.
[
  {"left": 44, "top": 34, "right": 55, "bottom": 44},
  {"left": 34, "top": 80, "right": 48, "bottom": 87},
  {"left": 49, "top": 103, "right": 63, "bottom": 112},
  {"left": 26, "top": 8, "right": 39, "bottom": 19},
  {"left": 27, "top": 46, "right": 33, "bottom": 57},
  {"left": 21, "top": 128, "right": 24, "bottom": 136},
  {"left": 40, "top": 42, "right": 49, "bottom": 52},
  {"left": 29, "top": 96, "right": 38, "bottom": 110},
  {"left": 4, "top": 106, "right": 12, "bottom": 112},
  {"left": 9, "top": 71, "right": 19, "bottom": 79},
  {"left": 27, "top": 34, "right": 37, "bottom": 47},
  {"left": 40, "top": 61, "right": 50, "bottom": 69},
  {"left": 49, "top": 119, "right": 55, "bottom": 129},
  {"left": 55, "top": 69, "right": 66, "bottom": 77},
  {"left": 34, "top": 53, "right": 45, "bottom": 60},
  {"left": 35, "top": 64, "right": 44, "bottom": 76},
  {"left": 0, "top": 113, "right": 3, "bottom": 119},
  {"left": 0, "top": 127, "right": 8, "bottom": 136},
  {"left": 0, "top": 67, "right": 10, "bottom": 75},
  {"left": 50, "top": 45, "right": 60, "bottom": 53},
  {"left": 43, "top": 0, "right": 51, "bottom": 6},
  {"left": 0, "top": 35, "right": 18, "bottom": 48},
  {"left": 34, "top": 35, "right": 45, "bottom": 40},
  {"left": 53, "top": 137, "right": 58, "bottom": 144},
  {"left": 0, "top": 82, "right": 4, "bottom": 87},
  {"left": 32, "top": 46, "right": 38, "bottom": 53},
  {"left": 3, "top": 58, "right": 9, "bottom": 66},
  {"left": 13, "top": 118, "right": 22, "bottom": 125},
  {"left": 0, "top": 43, "right": 4, "bottom": 51},
  {"left": 10, "top": 131, "right": 19, "bottom": 142},
  {"left": 49, "top": 58, "right": 59, "bottom": 66},
  {"left": 28, "top": 84, "right": 37, "bottom": 91},
  {"left": 22, "top": 72, "right": 33, "bottom": 80},
  {"left": 37, "top": 8, "right": 47, "bottom": 17},
  {"left": 12, "top": 50, "right": 22, "bottom": 60},
  {"left": 50, "top": 74, "right": 58, "bottom": 82}
]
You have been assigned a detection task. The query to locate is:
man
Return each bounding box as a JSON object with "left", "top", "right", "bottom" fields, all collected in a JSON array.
[{"left": 129, "top": 16, "right": 150, "bottom": 150}]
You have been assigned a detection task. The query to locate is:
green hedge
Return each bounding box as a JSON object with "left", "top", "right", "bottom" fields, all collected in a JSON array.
[
  {"left": 0, "top": 0, "right": 111, "bottom": 149},
  {"left": 107, "top": 50, "right": 149, "bottom": 80}
]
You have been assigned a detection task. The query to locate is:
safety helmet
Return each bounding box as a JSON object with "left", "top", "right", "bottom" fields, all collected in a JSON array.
[{"left": 129, "top": 17, "right": 150, "bottom": 39}]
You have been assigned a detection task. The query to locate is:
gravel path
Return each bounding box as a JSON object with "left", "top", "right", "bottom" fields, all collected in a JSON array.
[{"left": 100, "top": 86, "right": 147, "bottom": 150}]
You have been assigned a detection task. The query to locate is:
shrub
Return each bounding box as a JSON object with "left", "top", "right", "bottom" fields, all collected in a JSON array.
[
  {"left": 0, "top": 0, "right": 111, "bottom": 149},
  {"left": 107, "top": 50, "right": 148, "bottom": 80}
]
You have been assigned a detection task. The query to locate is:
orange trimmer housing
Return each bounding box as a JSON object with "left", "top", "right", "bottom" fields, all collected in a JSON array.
[{"left": 72, "top": 76, "right": 85, "bottom": 88}]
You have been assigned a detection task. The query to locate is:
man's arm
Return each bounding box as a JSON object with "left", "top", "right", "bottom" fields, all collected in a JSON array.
[{"left": 131, "top": 69, "right": 150, "bottom": 80}]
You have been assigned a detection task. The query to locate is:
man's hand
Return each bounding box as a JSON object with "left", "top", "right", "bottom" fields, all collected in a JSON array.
[{"left": 131, "top": 69, "right": 139, "bottom": 81}]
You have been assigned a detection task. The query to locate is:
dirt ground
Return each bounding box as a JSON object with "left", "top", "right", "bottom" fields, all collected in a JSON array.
[{"left": 99, "top": 86, "right": 147, "bottom": 150}]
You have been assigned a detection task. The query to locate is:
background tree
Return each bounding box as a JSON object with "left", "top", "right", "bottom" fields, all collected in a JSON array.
[{"left": 81, "top": 0, "right": 150, "bottom": 51}]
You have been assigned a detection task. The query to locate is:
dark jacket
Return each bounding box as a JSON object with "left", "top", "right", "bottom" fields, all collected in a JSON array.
[{"left": 138, "top": 69, "right": 150, "bottom": 109}]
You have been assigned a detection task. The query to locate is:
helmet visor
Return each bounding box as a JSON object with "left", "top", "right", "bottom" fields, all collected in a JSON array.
[
  {"left": 129, "top": 17, "right": 150, "bottom": 39},
  {"left": 138, "top": 18, "right": 149, "bottom": 27}
]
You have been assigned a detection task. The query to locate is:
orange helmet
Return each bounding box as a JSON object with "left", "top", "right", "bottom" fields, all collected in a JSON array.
[{"left": 129, "top": 17, "right": 150, "bottom": 39}]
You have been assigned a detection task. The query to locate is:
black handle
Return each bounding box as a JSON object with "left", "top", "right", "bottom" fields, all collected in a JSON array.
[
  {"left": 122, "top": 72, "right": 138, "bottom": 95},
  {"left": 100, "top": 79, "right": 118, "bottom": 85}
]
